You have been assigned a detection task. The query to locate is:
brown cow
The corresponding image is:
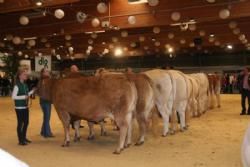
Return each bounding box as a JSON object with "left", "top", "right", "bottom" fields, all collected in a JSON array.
[
  {"left": 95, "top": 68, "right": 155, "bottom": 145},
  {"left": 37, "top": 74, "right": 137, "bottom": 154},
  {"left": 207, "top": 73, "right": 221, "bottom": 109}
]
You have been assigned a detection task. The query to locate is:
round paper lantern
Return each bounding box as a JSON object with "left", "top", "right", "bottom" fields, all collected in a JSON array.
[
  {"left": 139, "top": 36, "right": 145, "bottom": 42},
  {"left": 103, "top": 48, "right": 109, "bottom": 54},
  {"left": 0, "top": 42, "right": 5, "bottom": 48},
  {"left": 242, "top": 39, "right": 248, "bottom": 44},
  {"left": 180, "top": 39, "right": 186, "bottom": 44},
  {"left": 206, "top": 0, "right": 215, "bottom": 3},
  {"left": 28, "top": 39, "right": 36, "bottom": 46},
  {"left": 128, "top": 16, "right": 136, "bottom": 25},
  {"left": 91, "top": 18, "right": 100, "bottom": 27},
  {"left": 121, "top": 31, "right": 128, "bottom": 37},
  {"left": 91, "top": 33, "right": 98, "bottom": 39},
  {"left": 56, "top": 54, "right": 61, "bottom": 60},
  {"left": 154, "top": 41, "right": 161, "bottom": 46},
  {"left": 97, "top": 2, "right": 108, "bottom": 14},
  {"left": 239, "top": 34, "right": 246, "bottom": 41},
  {"left": 19, "top": 16, "right": 29, "bottom": 25},
  {"left": 54, "top": 9, "right": 65, "bottom": 19},
  {"left": 24, "top": 54, "right": 29, "bottom": 58},
  {"left": 6, "top": 34, "right": 13, "bottom": 41},
  {"left": 229, "top": 21, "right": 237, "bottom": 29},
  {"left": 17, "top": 51, "right": 23, "bottom": 56},
  {"left": 189, "top": 24, "right": 197, "bottom": 31},
  {"left": 233, "top": 28, "right": 240, "bottom": 35},
  {"left": 148, "top": 0, "right": 159, "bottom": 6},
  {"left": 40, "top": 37, "right": 47, "bottom": 43},
  {"left": 171, "top": 12, "right": 181, "bottom": 21},
  {"left": 68, "top": 47, "right": 74, "bottom": 53},
  {"left": 12, "top": 36, "right": 21, "bottom": 45},
  {"left": 199, "top": 30, "right": 206, "bottom": 37},
  {"left": 219, "top": 9, "right": 230, "bottom": 19},
  {"left": 88, "top": 45, "right": 93, "bottom": 51},
  {"left": 112, "top": 37, "right": 118, "bottom": 43},
  {"left": 123, "top": 47, "right": 128, "bottom": 51},
  {"left": 45, "top": 43, "right": 51, "bottom": 48},
  {"left": 65, "top": 35, "right": 72, "bottom": 40},
  {"left": 65, "top": 42, "right": 71, "bottom": 47},
  {"left": 168, "top": 33, "right": 175, "bottom": 39},
  {"left": 189, "top": 42, "right": 195, "bottom": 48},
  {"left": 88, "top": 39, "right": 94, "bottom": 45},
  {"left": 51, "top": 49, "right": 56, "bottom": 55},
  {"left": 0, "top": 0, "right": 5, "bottom": 3},
  {"left": 144, "top": 46, "right": 149, "bottom": 50},
  {"left": 153, "top": 26, "right": 161, "bottom": 34},
  {"left": 38, "top": 52, "right": 43, "bottom": 57}
]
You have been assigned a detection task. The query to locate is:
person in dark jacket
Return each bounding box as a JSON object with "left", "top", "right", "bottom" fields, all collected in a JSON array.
[
  {"left": 39, "top": 68, "right": 54, "bottom": 138},
  {"left": 12, "top": 68, "right": 35, "bottom": 145},
  {"left": 239, "top": 67, "right": 250, "bottom": 115}
]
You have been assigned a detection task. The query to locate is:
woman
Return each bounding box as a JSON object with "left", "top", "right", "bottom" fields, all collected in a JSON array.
[
  {"left": 12, "top": 68, "right": 34, "bottom": 146},
  {"left": 40, "top": 68, "right": 54, "bottom": 138}
]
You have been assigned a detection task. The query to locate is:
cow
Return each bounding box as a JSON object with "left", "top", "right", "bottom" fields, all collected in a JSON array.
[
  {"left": 95, "top": 68, "right": 155, "bottom": 145},
  {"left": 190, "top": 73, "right": 210, "bottom": 114},
  {"left": 242, "top": 124, "right": 250, "bottom": 167},
  {"left": 207, "top": 73, "right": 221, "bottom": 109},
  {"left": 37, "top": 74, "right": 138, "bottom": 154}
]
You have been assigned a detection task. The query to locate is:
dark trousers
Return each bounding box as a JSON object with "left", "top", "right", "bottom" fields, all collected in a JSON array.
[
  {"left": 15, "top": 108, "right": 29, "bottom": 143},
  {"left": 40, "top": 99, "right": 52, "bottom": 137},
  {"left": 241, "top": 89, "right": 250, "bottom": 114}
]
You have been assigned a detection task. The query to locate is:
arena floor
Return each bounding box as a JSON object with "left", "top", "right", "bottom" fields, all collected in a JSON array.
[{"left": 0, "top": 94, "right": 249, "bottom": 167}]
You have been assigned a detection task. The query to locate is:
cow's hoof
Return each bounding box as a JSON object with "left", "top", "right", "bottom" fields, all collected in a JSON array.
[
  {"left": 74, "top": 137, "right": 81, "bottom": 142},
  {"left": 61, "top": 141, "right": 70, "bottom": 147},
  {"left": 101, "top": 131, "right": 107, "bottom": 136},
  {"left": 124, "top": 143, "right": 131, "bottom": 148},
  {"left": 87, "top": 135, "right": 95, "bottom": 140},
  {"left": 113, "top": 148, "right": 123, "bottom": 154},
  {"left": 135, "top": 141, "right": 144, "bottom": 146}
]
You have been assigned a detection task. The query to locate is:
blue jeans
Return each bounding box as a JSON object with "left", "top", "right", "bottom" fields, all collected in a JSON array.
[{"left": 40, "top": 98, "right": 53, "bottom": 137}]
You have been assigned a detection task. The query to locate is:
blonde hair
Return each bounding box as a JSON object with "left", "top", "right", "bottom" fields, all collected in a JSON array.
[{"left": 15, "top": 67, "right": 28, "bottom": 84}]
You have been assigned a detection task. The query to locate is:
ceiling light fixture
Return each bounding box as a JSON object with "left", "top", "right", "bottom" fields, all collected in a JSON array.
[
  {"left": 36, "top": 1, "right": 42, "bottom": 6},
  {"left": 114, "top": 47, "right": 123, "bottom": 57}
]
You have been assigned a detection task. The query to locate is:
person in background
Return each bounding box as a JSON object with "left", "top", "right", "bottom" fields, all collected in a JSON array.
[
  {"left": 12, "top": 68, "right": 35, "bottom": 145},
  {"left": 68, "top": 65, "right": 84, "bottom": 129},
  {"left": 40, "top": 68, "right": 54, "bottom": 138},
  {"left": 239, "top": 67, "right": 250, "bottom": 115}
]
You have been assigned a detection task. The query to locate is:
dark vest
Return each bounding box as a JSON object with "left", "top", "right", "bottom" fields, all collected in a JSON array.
[{"left": 14, "top": 82, "right": 29, "bottom": 108}]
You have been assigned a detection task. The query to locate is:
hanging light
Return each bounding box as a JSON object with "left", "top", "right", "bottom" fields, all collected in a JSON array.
[
  {"left": 17, "top": 51, "right": 23, "bottom": 56},
  {"left": 97, "top": 2, "right": 108, "bottom": 13},
  {"left": 114, "top": 47, "right": 123, "bottom": 57},
  {"left": 19, "top": 16, "right": 29, "bottom": 25},
  {"left": 28, "top": 39, "right": 36, "bottom": 46},
  {"left": 171, "top": 12, "right": 181, "bottom": 21},
  {"left": 189, "top": 24, "right": 197, "bottom": 31},
  {"left": 153, "top": 26, "right": 161, "bottom": 34},
  {"left": 168, "top": 33, "right": 175, "bottom": 39},
  {"left": 12, "top": 36, "right": 22, "bottom": 45},
  {"left": 121, "top": 31, "right": 128, "bottom": 37},
  {"left": 180, "top": 39, "right": 186, "bottom": 44},
  {"left": 199, "top": 30, "right": 206, "bottom": 36},
  {"left": 91, "top": 18, "right": 100, "bottom": 27},
  {"left": 54, "top": 9, "right": 65, "bottom": 19},
  {"left": 128, "top": 16, "right": 136, "bottom": 25},
  {"left": 206, "top": 0, "right": 215, "bottom": 3},
  {"left": 154, "top": 41, "right": 161, "bottom": 46},
  {"left": 91, "top": 33, "right": 98, "bottom": 39},
  {"left": 112, "top": 37, "right": 118, "bottom": 43},
  {"left": 219, "top": 9, "right": 230, "bottom": 19},
  {"left": 40, "top": 37, "right": 47, "bottom": 43},
  {"left": 233, "top": 28, "right": 240, "bottom": 35},
  {"left": 139, "top": 36, "right": 145, "bottom": 42},
  {"left": 88, "top": 39, "right": 94, "bottom": 45},
  {"left": 65, "top": 35, "right": 72, "bottom": 41},
  {"left": 148, "top": 0, "right": 159, "bottom": 6},
  {"left": 229, "top": 21, "right": 237, "bottom": 29}
]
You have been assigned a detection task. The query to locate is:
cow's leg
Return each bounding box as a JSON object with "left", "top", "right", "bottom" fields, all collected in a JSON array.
[
  {"left": 87, "top": 122, "right": 95, "bottom": 140},
  {"left": 124, "top": 112, "right": 133, "bottom": 148},
  {"left": 57, "top": 111, "right": 71, "bottom": 147},
  {"left": 74, "top": 120, "right": 81, "bottom": 142},
  {"left": 135, "top": 112, "right": 147, "bottom": 146},
  {"left": 157, "top": 103, "right": 171, "bottom": 137},
  {"left": 113, "top": 115, "right": 129, "bottom": 154},
  {"left": 177, "top": 101, "right": 188, "bottom": 132},
  {"left": 100, "top": 121, "right": 107, "bottom": 136}
]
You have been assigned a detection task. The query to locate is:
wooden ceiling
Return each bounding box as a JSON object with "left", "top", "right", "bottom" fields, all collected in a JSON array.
[{"left": 0, "top": 0, "right": 250, "bottom": 59}]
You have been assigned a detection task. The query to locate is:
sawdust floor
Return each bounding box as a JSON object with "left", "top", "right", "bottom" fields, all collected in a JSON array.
[{"left": 0, "top": 94, "right": 249, "bottom": 167}]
